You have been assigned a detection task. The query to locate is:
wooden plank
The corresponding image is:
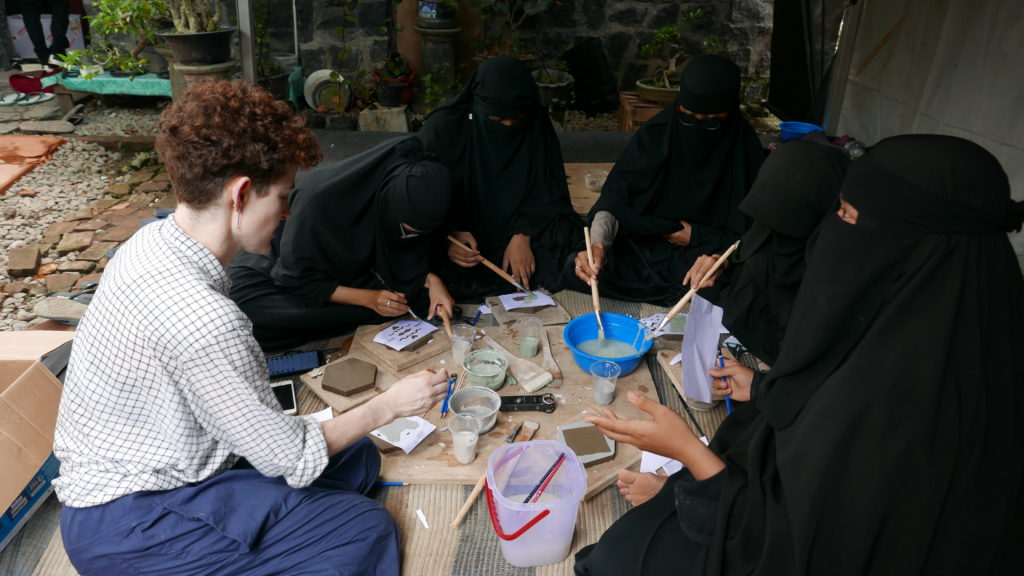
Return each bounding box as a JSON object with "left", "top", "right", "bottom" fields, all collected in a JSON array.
[
  {"left": 374, "top": 324, "right": 659, "bottom": 501},
  {"left": 351, "top": 321, "right": 448, "bottom": 372},
  {"left": 564, "top": 162, "right": 615, "bottom": 217},
  {"left": 485, "top": 293, "right": 571, "bottom": 327},
  {"left": 655, "top": 348, "right": 721, "bottom": 412}
]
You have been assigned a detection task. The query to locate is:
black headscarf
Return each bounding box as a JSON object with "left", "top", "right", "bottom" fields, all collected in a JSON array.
[
  {"left": 712, "top": 139, "right": 850, "bottom": 364},
  {"left": 271, "top": 137, "right": 452, "bottom": 305},
  {"left": 592, "top": 55, "right": 764, "bottom": 237},
  {"left": 418, "top": 56, "right": 575, "bottom": 260},
  {"left": 703, "top": 134, "right": 1024, "bottom": 575}
]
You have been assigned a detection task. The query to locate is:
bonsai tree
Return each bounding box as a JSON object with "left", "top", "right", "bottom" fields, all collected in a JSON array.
[
  {"left": 638, "top": 8, "right": 708, "bottom": 89},
  {"left": 166, "top": 0, "right": 221, "bottom": 33},
  {"left": 476, "top": 0, "right": 556, "bottom": 57},
  {"left": 60, "top": 0, "right": 169, "bottom": 78}
]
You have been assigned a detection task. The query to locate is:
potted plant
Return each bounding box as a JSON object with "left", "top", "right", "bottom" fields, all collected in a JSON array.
[
  {"left": 416, "top": 0, "right": 458, "bottom": 30},
  {"left": 60, "top": 0, "right": 169, "bottom": 79},
  {"left": 531, "top": 59, "right": 573, "bottom": 110},
  {"left": 372, "top": 53, "right": 416, "bottom": 108},
  {"left": 476, "top": 0, "right": 556, "bottom": 62},
  {"left": 158, "top": 0, "right": 236, "bottom": 65},
  {"left": 635, "top": 8, "right": 707, "bottom": 104}
]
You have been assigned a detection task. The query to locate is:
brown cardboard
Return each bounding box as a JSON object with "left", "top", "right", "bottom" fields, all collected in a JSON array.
[{"left": 0, "top": 331, "right": 75, "bottom": 520}]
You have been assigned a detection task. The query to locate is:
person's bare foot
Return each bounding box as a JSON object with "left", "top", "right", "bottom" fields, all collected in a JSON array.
[{"left": 616, "top": 469, "right": 668, "bottom": 506}]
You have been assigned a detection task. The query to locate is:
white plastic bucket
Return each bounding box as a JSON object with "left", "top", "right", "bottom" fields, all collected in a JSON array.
[{"left": 485, "top": 440, "right": 586, "bottom": 567}]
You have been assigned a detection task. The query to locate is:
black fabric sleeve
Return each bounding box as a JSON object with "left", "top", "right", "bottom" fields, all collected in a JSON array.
[{"left": 674, "top": 468, "right": 726, "bottom": 546}]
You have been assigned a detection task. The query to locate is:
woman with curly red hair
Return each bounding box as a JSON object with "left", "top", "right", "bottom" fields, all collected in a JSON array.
[{"left": 53, "top": 81, "right": 449, "bottom": 576}]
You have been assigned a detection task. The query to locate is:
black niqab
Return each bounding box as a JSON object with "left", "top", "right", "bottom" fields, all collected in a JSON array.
[
  {"left": 702, "top": 134, "right": 1024, "bottom": 575},
  {"left": 711, "top": 139, "right": 849, "bottom": 363},
  {"left": 418, "top": 56, "right": 575, "bottom": 260},
  {"left": 271, "top": 137, "right": 451, "bottom": 305},
  {"left": 592, "top": 55, "right": 764, "bottom": 237}
]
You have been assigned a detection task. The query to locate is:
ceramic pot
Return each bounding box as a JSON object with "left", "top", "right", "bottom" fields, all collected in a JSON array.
[
  {"left": 158, "top": 26, "right": 237, "bottom": 65},
  {"left": 635, "top": 79, "right": 678, "bottom": 104}
]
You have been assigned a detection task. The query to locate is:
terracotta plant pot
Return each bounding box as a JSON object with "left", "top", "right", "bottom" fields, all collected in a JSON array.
[{"left": 635, "top": 79, "right": 678, "bottom": 104}]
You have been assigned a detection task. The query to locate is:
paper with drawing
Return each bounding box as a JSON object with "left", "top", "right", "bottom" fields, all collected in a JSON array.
[
  {"left": 370, "top": 416, "right": 436, "bottom": 454},
  {"left": 497, "top": 290, "right": 555, "bottom": 311},
  {"left": 373, "top": 319, "right": 438, "bottom": 351}
]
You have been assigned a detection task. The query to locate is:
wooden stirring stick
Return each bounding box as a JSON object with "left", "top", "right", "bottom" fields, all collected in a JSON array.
[
  {"left": 446, "top": 235, "right": 527, "bottom": 293},
  {"left": 438, "top": 305, "right": 453, "bottom": 338},
  {"left": 451, "top": 420, "right": 539, "bottom": 528},
  {"left": 583, "top": 227, "right": 606, "bottom": 340},
  {"left": 654, "top": 239, "right": 741, "bottom": 335}
]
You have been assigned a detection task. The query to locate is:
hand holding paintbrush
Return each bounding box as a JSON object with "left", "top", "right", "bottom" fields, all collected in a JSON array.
[
  {"left": 447, "top": 235, "right": 527, "bottom": 293},
  {"left": 654, "top": 240, "right": 741, "bottom": 335},
  {"left": 583, "top": 227, "right": 606, "bottom": 340}
]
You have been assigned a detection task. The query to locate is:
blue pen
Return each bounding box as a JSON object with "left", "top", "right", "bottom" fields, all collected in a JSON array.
[
  {"left": 469, "top": 308, "right": 482, "bottom": 326},
  {"left": 440, "top": 374, "right": 456, "bottom": 415},
  {"left": 719, "top": 355, "right": 732, "bottom": 414},
  {"left": 375, "top": 482, "right": 409, "bottom": 487}
]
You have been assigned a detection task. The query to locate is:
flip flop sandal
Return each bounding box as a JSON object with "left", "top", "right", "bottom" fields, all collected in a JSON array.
[
  {"left": 17, "top": 92, "right": 56, "bottom": 106},
  {"left": 0, "top": 91, "right": 25, "bottom": 106}
]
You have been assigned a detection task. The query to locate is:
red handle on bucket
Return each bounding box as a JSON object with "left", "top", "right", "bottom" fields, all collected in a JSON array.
[{"left": 484, "top": 479, "right": 550, "bottom": 540}]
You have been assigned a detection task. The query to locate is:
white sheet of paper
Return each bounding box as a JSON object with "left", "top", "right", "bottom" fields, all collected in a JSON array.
[
  {"left": 370, "top": 416, "right": 436, "bottom": 454},
  {"left": 478, "top": 304, "right": 492, "bottom": 314},
  {"left": 640, "top": 436, "right": 707, "bottom": 475},
  {"left": 681, "top": 295, "right": 726, "bottom": 404},
  {"left": 669, "top": 352, "right": 682, "bottom": 365},
  {"left": 307, "top": 407, "right": 334, "bottom": 423},
  {"left": 373, "top": 319, "right": 438, "bottom": 351},
  {"left": 497, "top": 290, "right": 555, "bottom": 311}
]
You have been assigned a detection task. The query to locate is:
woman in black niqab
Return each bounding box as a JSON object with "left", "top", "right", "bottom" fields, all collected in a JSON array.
[
  {"left": 576, "top": 134, "right": 1024, "bottom": 575},
  {"left": 228, "top": 137, "right": 454, "bottom": 352},
  {"left": 568, "top": 55, "right": 765, "bottom": 305},
  {"left": 418, "top": 55, "right": 583, "bottom": 298}
]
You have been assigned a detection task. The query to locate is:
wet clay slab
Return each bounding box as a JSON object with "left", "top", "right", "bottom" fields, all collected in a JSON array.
[
  {"left": 322, "top": 357, "right": 377, "bottom": 397},
  {"left": 557, "top": 421, "right": 615, "bottom": 467}
]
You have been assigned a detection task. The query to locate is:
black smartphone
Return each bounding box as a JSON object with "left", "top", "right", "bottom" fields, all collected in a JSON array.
[{"left": 270, "top": 377, "right": 298, "bottom": 415}]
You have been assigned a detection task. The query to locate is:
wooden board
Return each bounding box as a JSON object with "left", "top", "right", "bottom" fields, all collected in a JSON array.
[
  {"left": 655, "top": 348, "right": 721, "bottom": 412},
  {"left": 301, "top": 342, "right": 398, "bottom": 414},
  {"left": 485, "top": 294, "right": 571, "bottom": 327},
  {"left": 373, "top": 323, "right": 660, "bottom": 500},
  {"left": 564, "top": 162, "right": 615, "bottom": 217},
  {"left": 352, "top": 321, "right": 449, "bottom": 372}
]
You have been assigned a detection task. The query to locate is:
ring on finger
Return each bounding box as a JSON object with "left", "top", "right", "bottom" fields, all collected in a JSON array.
[{"left": 386, "top": 299, "right": 392, "bottom": 308}]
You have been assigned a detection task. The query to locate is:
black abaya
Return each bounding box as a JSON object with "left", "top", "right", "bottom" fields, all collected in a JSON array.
[
  {"left": 567, "top": 55, "right": 765, "bottom": 305},
  {"left": 228, "top": 137, "right": 452, "bottom": 352},
  {"left": 576, "top": 135, "right": 1024, "bottom": 575},
  {"left": 418, "top": 56, "right": 583, "bottom": 297}
]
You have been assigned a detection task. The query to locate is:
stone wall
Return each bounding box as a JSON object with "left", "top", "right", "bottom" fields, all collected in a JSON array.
[{"left": 260, "top": 0, "right": 773, "bottom": 95}]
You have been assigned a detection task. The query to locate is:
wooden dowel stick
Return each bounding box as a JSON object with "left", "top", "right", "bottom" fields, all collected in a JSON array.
[
  {"left": 439, "top": 306, "right": 453, "bottom": 338},
  {"left": 583, "top": 227, "right": 605, "bottom": 339},
  {"left": 447, "top": 235, "right": 524, "bottom": 291},
  {"left": 655, "top": 240, "right": 741, "bottom": 334}
]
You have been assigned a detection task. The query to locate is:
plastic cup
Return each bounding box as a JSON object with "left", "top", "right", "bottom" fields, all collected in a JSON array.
[
  {"left": 590, "top": 361, "right": 621, "bottom": 406},
  {"left": 449, "top": 412, "right": 481, "bottom": 464},
  {"left": 515, "top": 317, "right": 542, "bottom": 358},
  {"left": 463, "top": 348, "right": 508, "bottom": 390},
  {"left": 450, "top": 386, "right": 501, "bottom": 433},
  {"left": 451, "top": 323, "right": 475, "bottom": 366}
]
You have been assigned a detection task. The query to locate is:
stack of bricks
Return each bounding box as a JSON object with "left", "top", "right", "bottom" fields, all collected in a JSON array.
[{"left": 618, "top": 92, "right": 667, "bottom": 132}]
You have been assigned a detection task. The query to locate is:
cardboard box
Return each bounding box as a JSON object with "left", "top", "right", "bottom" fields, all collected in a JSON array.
[
  {"left": 0, "top": 331, "right": 75, "bottom": 551},
  {"left": 6, "top": 14, "right": 85, "bottom": 60}
]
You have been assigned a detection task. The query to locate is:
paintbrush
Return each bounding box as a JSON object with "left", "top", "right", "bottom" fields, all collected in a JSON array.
[
  {"left": 653, "top": 240, "right": 741, "bottom": 336},
  {"left": 583, "top": 227, "right": 605, "bottom": 341},
  {"left": 371, "top": 268, "right": 420, "bottom": 320},
  {"left": 446, "top": 235, "right": 527, "bottom": 293}
]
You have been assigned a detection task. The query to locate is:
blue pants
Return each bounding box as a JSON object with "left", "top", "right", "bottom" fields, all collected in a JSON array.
[{"left": 61, "top": 438, "right": 398, "bottom": 576}]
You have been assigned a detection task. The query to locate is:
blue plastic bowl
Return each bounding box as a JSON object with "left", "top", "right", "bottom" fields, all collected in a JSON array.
[
  {"left": 562, "top": 312, "right": 653, "bottom": 376},
  {"left": 779, "top": 121, "right": 823, "bottom": 142}
]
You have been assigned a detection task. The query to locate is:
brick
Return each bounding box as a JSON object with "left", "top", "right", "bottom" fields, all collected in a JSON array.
[
  {"left": 78, "top": 241, "right": 119, "bottom": 262},
  {"left": 128, "top": 170, "right": 155, "bottom": 184},
  {"left": 27, "top": 284, "right": 47, "bottom": 296},
  {"left": 17, "top": 189, "right": 37, "bottom": 197},
  {"left": 58, "top": 260, "right": 96, "bottom": 273},
  {"left": 67, "top": 209, "right": 95, "bottom": 221},
  {"left": 75, "top": 273, "right": 103, "bottom": 289},
  {"left": 107, "top": 183, "right": 132, "bottom": 196},
  {"left": 3, "top": 281, "right": 28, "bottom": 294},
  {"left": 7, "top": 245, "right": 40, "bottom": 276},
  {"left": 45, "top": 221, "right": 78, "bottom": 237},
  {"left": 45, "top": 273, "right": 80, "bottom": 293},
  {"left": 135, "top": 180, "right": 170, "bottom": 193},
  {"left": 56, "top": 231, "right": 95, "bottom": 254},
  {"left": 151, "top": 194, "right": 177, "bottom": 210},
  {"left": 96, "top": 225, "right": 137, "bottom": 242},
  {"left": 75, "top": 218, "right": 109, "bottom": 231},
  {"left": 94, "top": 198, "right": 121, "bottom": 210}
]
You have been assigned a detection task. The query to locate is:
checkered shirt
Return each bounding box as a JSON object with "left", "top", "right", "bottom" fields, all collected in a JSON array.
[{"left": 53, "top": 217, "right": 328, "bottom": 508}]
